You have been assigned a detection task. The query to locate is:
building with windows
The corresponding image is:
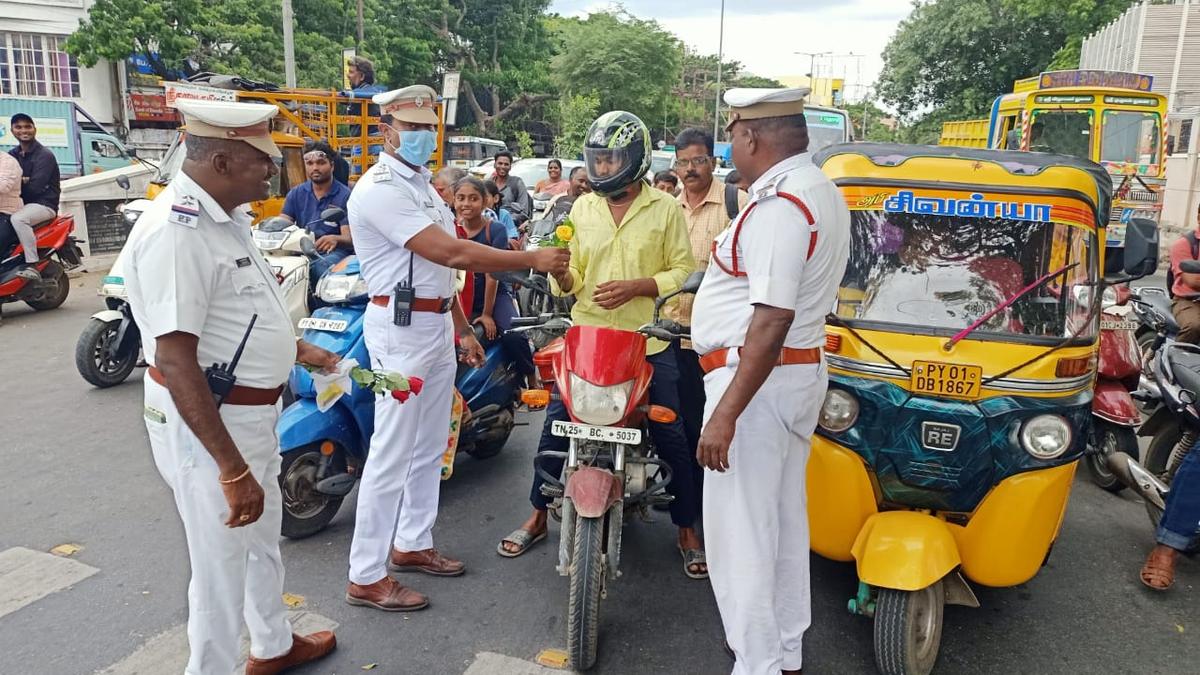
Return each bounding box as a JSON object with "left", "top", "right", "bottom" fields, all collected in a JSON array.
[{"left": 0, "top": 0, "right": 119, "bottom": 126}]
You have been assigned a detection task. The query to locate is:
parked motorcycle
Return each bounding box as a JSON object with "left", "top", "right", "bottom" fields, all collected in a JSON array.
[
  {"left": 520, "top": 271, "right": 701, "bottom": 671},
  {"left": 1085, "top": 283, "right": 1143, "bottom": 491},
  {"left": 276, "top": 257, "right": 545, "bottom": 538},
  {"left": 0, "top": 208, "right": 81, "bottom": 322},
  {"left": 252, "top": 207, "right": 345, "bottom": 327}
]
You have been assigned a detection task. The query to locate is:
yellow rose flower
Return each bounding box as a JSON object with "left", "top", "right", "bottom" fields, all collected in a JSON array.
[{"left": 555, "top": 224, "right": 574, "bottom": 242}]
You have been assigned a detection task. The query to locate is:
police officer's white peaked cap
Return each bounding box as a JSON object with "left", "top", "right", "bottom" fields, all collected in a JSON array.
[
  {"left": 373, "top": 85, "right": 439, "bottom": 126},
  {"left": 723, "top": 87, "right": 811, "bottom": 131},
  {"left": 176, "top": 99, "right": 282, "bottom": 158}
]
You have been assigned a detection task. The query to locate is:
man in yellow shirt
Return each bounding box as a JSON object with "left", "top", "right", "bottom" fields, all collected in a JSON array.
[{"left": 497, "top": 111, "right": 706, "bottom": 578}]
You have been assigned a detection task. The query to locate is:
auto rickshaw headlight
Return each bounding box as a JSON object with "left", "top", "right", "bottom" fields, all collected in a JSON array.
[
  {"left": 1020, "top": 415, "right": 1072, "bottom": 459},
  {"left": 818, "top": 389, "right": 859, "bottom": 433}
]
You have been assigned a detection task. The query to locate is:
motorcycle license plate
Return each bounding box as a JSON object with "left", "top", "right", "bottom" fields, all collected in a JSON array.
[
  {"left": 911, "top": 361, "right": 982, "bottom": 400},
  {"left": 551, "top": 420, "right": 642, "bottom": 445},
  {"left": 1100, "top": 319, "right": 1138, "bottom": 331},
  {"left": 298, "top": 317, "right": 348, "bottom": 332}
]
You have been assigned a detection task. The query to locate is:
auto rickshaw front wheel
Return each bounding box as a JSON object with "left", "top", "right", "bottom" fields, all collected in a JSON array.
[{"left": 873, "top": 580, "right": 944, "bottom": 675}]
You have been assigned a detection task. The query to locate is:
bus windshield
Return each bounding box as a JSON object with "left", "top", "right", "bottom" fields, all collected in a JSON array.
[
  {"left": 1030, "top": 109, "right": 1092, "bottom": 161},
  {"left": 1101, "top": 110, "right": 1160, "bottom": 167},
  {"left": 806, "top": 110, "right": 850, "bottom": 153}
]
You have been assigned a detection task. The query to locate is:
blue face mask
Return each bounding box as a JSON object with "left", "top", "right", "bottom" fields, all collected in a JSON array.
[{"left": 388, "top": 126, "right": 437, "bottom": 166}]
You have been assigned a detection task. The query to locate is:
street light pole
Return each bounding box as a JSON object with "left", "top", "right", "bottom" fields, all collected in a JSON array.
[
  {"left": 282, "top": 0, "right": 297, "bottom": 87},
  {"left": 713, "top": 0, "right": 725, "bottom": 141}
]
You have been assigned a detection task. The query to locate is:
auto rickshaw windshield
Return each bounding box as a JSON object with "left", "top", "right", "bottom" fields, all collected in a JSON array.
[{"left": 838, "top": 211, "right": 1099, "bottom": 345}]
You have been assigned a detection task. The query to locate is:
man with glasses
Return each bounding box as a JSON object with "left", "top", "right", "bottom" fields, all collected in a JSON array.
[{"left": 664, "top": 128, "right": 748, "bottom": 534}]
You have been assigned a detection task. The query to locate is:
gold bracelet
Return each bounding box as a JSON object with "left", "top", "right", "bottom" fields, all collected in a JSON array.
[{"left": 219, "top": 466, "right": 253, "bottom": 485}]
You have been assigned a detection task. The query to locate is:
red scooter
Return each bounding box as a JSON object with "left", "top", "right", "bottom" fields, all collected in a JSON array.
[
  {"left": 1086, "top": 283, "right": 1143, "bottom": 491},
  {"left": 0, "top": 212, "right": 82, "bottom": 320},
  {"left": 520, "top": 273, "right": 700, "bottom": 671}
]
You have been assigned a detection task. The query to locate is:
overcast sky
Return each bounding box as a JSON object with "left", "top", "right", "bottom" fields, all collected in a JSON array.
[{"left": 550, "top": 0, "right": 914, "bottom": 102}]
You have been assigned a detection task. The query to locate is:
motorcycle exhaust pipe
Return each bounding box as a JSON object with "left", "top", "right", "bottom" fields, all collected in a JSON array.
[{"left": 1105, "top": 451, "right": 1168, "bottom": 510}]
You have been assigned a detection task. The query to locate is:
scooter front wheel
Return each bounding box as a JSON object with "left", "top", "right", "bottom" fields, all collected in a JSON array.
[
  {"left": 280, "top": 446, "right": 344, "bottom": 539},
  {"left": 75, "top": 317, "right": 137, "bottom": 387},
  {"left": 873, "top": 581, "right": 944, "bottom": 675}
]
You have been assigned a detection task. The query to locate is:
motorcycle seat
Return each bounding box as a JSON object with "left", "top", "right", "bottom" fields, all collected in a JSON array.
[
  {"left": 1167, "top": 346, "right": 1200, "bottom": 398},
  {"left": 32, "top": 215, "right": 57, "bottom": 229},
  {"left": 1142, "top": 293, "right": 1179, "bottom": 335}
]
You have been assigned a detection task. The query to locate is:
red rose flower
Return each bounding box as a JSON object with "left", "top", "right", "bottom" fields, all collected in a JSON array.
[
  {"left": 391, "top": 389, "right": 411, "bottom": 403},
  {"left": 408, "top": 377, "right": 424, "bottom": 396}
]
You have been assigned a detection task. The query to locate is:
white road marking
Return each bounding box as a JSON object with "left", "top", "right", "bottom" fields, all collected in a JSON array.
[
  {"left": 464, "top": 652, "right": 566, "bottom": 674},
  {"left": 96, "top": 610, "right": 338, "bottom": 675},
  {"left": 0, "top": 546, "right": 99, "bottom": 620}
]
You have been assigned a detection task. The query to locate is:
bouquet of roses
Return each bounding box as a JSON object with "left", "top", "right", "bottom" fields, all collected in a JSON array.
[
  {"left": 307, "top": 358, "right": 423, "bottom": 411},
  {"left": 539, "top": 217, "right": 574, "bottom": 248}
]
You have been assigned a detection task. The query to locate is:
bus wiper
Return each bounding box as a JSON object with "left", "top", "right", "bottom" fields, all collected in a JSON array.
[{"left": 943, "top": 262, "right": 1078, "bottom": 351}]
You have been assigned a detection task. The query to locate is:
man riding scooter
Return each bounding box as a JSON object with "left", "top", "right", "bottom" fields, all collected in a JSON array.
[
  {"left": 496, "top": 111, "right": 709, "bottom": 579},
  {"left": 7, "top": 113, "right": 60, "bottom": 284},
  {"left": 280, "top": 140, "right": 353, "bottom": 288}
]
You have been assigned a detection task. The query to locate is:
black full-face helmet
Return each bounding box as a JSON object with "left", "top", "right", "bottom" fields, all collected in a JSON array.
[{"left": 583, "top": 110, "right": 652, "bottom": 197}]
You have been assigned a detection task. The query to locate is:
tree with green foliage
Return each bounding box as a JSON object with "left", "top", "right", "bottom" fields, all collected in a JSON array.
[
  {"left": 844, "top": 101, "right": 900, "bottom": 143},
  {"left": 553, "top": 92, "right": 601, "bottom": 159},
  {"left": 877, "top": 0, "right": 1139, "bottom": 120}
]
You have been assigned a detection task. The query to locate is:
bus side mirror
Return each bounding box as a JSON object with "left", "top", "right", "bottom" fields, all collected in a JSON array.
[{"left": 1123, "top": 217, "right": 1159, "bottom": 278}]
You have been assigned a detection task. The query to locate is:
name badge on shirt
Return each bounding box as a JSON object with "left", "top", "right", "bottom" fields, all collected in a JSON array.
[{"left": 236, "top": 257, "right": 252, "bottom": 268}]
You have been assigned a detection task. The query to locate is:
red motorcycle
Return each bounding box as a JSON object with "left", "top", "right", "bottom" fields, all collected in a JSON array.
[
  {"left": 520, "top": 273, "right": 700, "bottom": 671},
  {"left": 0, "top": 212, "right": 82, "bottom": 320},
  {"left": 1086, "top": 283, "right": 1143, "bottom": 491}
]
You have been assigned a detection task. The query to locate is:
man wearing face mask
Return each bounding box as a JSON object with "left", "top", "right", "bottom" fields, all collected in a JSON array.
[{"left": 346, "top": 85, "right": 570, "bottom": 611}]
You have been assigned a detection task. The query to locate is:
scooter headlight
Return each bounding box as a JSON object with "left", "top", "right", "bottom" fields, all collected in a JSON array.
[
  {"left": 253, "top": 230, "right": 289, "bottom": 251},
  {"left": 1020, "top": 414, "right": 1072, "bottom": 460},
  {"left": 818, "top": 389, "right": 859, "bottom": 433},
  {"left": 567, "top": 374, "right": 632, "bottom": 426},
  {"left": 316, "top": 273, "right": 368, "bottom": 304},
  {"left": 98, "top": 275, "right": 125, "bottom": 297}
]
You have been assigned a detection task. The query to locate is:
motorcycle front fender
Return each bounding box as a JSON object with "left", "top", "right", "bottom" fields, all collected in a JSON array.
[
  {"left": 850, "top": 511, "right": 961, "bottom": 592},
  {"left": 90, "top": 309, "right": 124, "bottom": 323},
  {"left": 277, "top": 397, "right": 363, "bottom": 458},
  {"left": 564, "top": 465, "right": 622, "bottom": 518},
  {"left": 1092, "top": 379, "right": 1141, "bottom": 426}
]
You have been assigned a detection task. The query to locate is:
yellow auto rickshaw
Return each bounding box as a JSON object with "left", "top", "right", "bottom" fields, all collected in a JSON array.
[{"left": 809, "top": 143, "right": 1159, "bottom": 675}]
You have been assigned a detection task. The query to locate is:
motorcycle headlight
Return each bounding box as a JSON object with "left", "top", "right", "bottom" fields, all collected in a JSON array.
[
  {"left": 818, "top": 389, "right": 859, "bottom": 432},
  {"left": 253, "top": 230, "right": 288, "bottom": 251},
  {"left": 316, "top": 273, "right": 368, "bottom": 304},
  {"left": 568, "top": 374, "right": 632, "bottom": 426},
  {"left": 1020, "top": 414, "right": 1072, "bottom": 460}
]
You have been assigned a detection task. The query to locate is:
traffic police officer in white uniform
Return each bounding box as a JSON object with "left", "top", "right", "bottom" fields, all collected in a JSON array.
[
  {"left": 125, "top": 99, "right": 340, "bottom": 675},
  {"left": 692, "top": 88, "right": 850, "bottom": 675},
  {"left": 345, "top": 85, "right": 568, "bottom": 610}
]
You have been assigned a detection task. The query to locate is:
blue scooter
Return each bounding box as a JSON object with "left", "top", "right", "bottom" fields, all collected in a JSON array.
[{"left": 276, "top": 256, "right": 531, "bottom": 539}]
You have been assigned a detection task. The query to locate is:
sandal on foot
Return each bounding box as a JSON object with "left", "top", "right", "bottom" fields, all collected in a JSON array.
[
  {"left": 679, "top": 547, "right": 708, "bottom": 579},
  {"left": 1140, "top": 547, "right": 1177, "bottom": 591},
  {"left": 497, "top": 528, "right": 547, "bottom": 558}
]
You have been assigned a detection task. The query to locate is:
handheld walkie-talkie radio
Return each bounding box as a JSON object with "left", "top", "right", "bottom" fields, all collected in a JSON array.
[
  {"left": 205, "top": 313, "right": 257, "bottom": 407},
  {"left": 393, "top": 251, "right": 416, "bottom": 327}
]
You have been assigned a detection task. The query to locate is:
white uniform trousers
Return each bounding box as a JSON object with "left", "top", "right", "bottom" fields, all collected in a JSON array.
[
  {"left": 143, "top": 376, "right": 294, "bottom": 675},
  {"left": 348, "top": 304, "right": 457, "bottom": 585},
  {"left": 703, "top": 361, "right": 826, "bottom": 675}
]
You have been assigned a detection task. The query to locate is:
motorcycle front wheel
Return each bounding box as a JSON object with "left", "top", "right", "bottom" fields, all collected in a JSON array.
[
  {"left": 75, "top": 317, "right": 137, "bottom": 388},
  {"left": 1085, "top": 422, "right": 1137, "bottom": 493},
  {"left": 873, "top": 581, "right": 945, "bottom": 675},
  {"left": 567, "top": 513, "right": 605, "bottom": 671},
  {"left": 279, "top": 446, "right": 345, "bottom": 539}
]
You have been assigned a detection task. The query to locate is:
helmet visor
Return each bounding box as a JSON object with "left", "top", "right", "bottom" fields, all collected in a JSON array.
[{"left": 584, "top": 146, "right": 636, "bottom": 184}]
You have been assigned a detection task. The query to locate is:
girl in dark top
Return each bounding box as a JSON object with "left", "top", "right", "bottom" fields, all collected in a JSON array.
[{"left": 453, "top": 177, "right": 537, "bottom": 389}]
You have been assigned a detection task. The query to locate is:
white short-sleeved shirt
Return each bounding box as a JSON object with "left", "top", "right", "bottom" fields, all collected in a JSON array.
[
  {"left": 348, "top": 153, "right": 457, "bottom": 298},
  {"left": 691, "top": 152, "right": 850, "bottom": 356},
  {"left": 125, "top": 171, "right": 297, "bottom": 388}
]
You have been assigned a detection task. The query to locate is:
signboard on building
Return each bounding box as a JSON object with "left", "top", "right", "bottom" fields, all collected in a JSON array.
[
  {"left": 163, "top": 82, "right": 238, "bottom": 108},
  {"left": 129, "top": 92, "right": 178, "bottom": 122},
  {"left": 0, "top": 118, "right": 69, "bottom": 147}
]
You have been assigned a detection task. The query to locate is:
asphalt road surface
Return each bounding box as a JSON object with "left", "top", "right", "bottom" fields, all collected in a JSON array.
[{"left": 0, "top": 271, "right": 1196, "bottom": 675}]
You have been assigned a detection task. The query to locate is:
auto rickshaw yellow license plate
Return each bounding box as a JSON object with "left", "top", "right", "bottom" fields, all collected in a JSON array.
[{"left": 911, "top": 361, "right": 983, "bottom": 400}]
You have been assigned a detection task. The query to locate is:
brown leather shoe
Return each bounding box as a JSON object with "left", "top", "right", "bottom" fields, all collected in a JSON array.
[
  {"left": 388, "top": 548, "right": 466, "bottom": 577},
  {"left": 245, "top": 631, "right": 336, "bottom": 675},
  {"left": 345, "top": 577, "right": 429, "bottom": 612}
]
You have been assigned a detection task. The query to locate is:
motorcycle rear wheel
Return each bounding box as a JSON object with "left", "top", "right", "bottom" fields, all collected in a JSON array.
[
  {"left": 1085, "top": 422, "right": 1137, "bottom": 493},
  {"left": 874, "top": 581, "right": 945, "bottom": 675},
  {"left": 25, "top": 262, "right": 69, "bottom": 310},
  {"left": 280, "top": 446, "right": 344, "bottom": 539},
  {"left": 567, "top": 513, "right": 605, "bottom": 671},
  {"left": 75, "top": 317, "right": 137, "bottom": 388}
]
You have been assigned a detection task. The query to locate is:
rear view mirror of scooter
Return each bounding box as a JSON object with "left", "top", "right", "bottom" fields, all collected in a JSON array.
[
  {"left": 652, "top": 271, "right": 705, "bottom": 322},
  {"left": 319, "top": 207, "right": 346, "bottom": 225},
  {"left": 115, "top": 175, "right": 131, "bottom": 191}
]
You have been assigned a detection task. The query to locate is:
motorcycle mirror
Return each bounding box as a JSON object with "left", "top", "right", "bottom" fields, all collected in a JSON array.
[
  {"left": 680, "top": 271, "right": 704, "bottom": 294},
  {"left": 320, "top": 207, "right": 346, "bottom": 224},
  {"left": 299, "top": 237, "right": 319, "bottom": 257},
  {"left": 1181, "top": 388, "right": 1197, "bottom": 406},
  {"left": 259, "top": 216, "right": 293, "bottom": 233},
  {"left": 115, "top": 175, "right": 131, "bottom": 190}
]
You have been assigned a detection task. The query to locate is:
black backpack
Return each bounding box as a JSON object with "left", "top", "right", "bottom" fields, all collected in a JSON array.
[
  {"left": 1167, "top": 231, "right": 1199, "bottom": 299},
  {"left": 724, "top": 182, "right": 741, "bottom": 220}
]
